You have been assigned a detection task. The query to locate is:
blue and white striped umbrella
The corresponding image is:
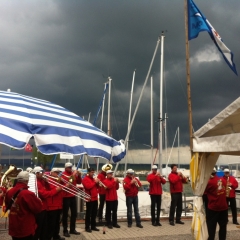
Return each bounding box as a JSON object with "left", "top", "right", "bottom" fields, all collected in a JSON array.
[{"left": 0, "top": 90, "right": 126, "bottom": 162}]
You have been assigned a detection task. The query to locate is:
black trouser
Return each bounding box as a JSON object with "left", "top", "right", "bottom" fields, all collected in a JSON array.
[
  {"left": 150, "top": 195, "right": 161, "bottom": 224},
  {"left": 33, "top": 210, "right": 47, "bottom": 240},
  {"left": 207, "top": 209, "right": 228, "bottom": 240},
  {"left": 12, "top": 235, "right": 33, "bottom": 240},
  {"left": 169, "top": 192, "right": 182, "bottom": 222},
  {"left": 46, "top": 209, "right": 62, "bottom": 240},
  {"left": 62, "top": 197, "right": 77, "bottom": 233},
  {"left": 85, "top": 200, "right": 98, "bottom": 229},
  {"left": 202, "top": 194, "right": 209, "bottom": 218},
  {"left": 97, "top": 194, "right": 106, "bottom": 220},
  {"left": 106, "top": 200, "right": 118, "bottom": 226},
  {"left": 226, "top": 197, "right": 238, "bottom": 222}
]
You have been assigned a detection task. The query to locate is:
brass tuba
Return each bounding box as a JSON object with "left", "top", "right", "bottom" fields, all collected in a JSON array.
[
  {"left": 102, "top": 164, "right": 113, "bottom": 172},
  {"left": 0, "top": 165, "right": 22, "bottom": 187}
]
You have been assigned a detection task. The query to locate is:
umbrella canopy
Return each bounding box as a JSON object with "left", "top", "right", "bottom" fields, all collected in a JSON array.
[{"left": 0, "top": 90, "right": 126, "bottom": 162}]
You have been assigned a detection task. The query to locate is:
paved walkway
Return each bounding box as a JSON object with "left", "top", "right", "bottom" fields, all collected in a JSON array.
[{"left": 1, "top": 217, "right": 240, "bottom": 240}]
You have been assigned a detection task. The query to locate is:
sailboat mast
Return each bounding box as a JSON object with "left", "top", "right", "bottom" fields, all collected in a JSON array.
[
  {"left": 150, "top": 76, "right": 154, "bottom": 170},
  {"left": 164, "top": 113, "right": 168, "bottom": 167},
  {"left": 107, "top": 77, "right": 112, "bottom": 137},
  {"left": 113, "top": 38, "right": 160, "bottom": 176},
  {"left": 124, "top": 70, "right": 136, "bottom": 176},
  {"left": 159, "top": 32, "right": 165, "bottom": 173},
  {"left": 178, "top": 127, "right": 180, "bottom": 168},
  {"left": 184, "top": 0, "right": 193, "bottom": 153}
]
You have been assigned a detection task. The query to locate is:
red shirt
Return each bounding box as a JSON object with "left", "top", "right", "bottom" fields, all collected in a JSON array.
[
  {"left": 222, "top": 175, "right": 239, "bottom": 198},
  {"left": 147, "top": 172, "right": 166, "bottom": 195},
  {"left": 123, "top": 176, "right": 141, "bottom": 197},
  {"left": 46, "top": 181, "right": 63, "bottom": 211},
  {"left": 61, "top": 170, "right": 82, "bottom": 198},
  {"left": 82, "top": 175, "right": 98, "bottom": 201},
  {"left": 168, "top": 171, "right": 187, "bottom": 193},
  {"left": 5, "top": 182, "right": 42, "bottom": 238},
  {"left": 37, "top": 178, "right": 59, "bottom": 211},
  {"left": 97, "top": 171, "right": 106, "bottom": 195},
  {"left": 206, "top": 175, "right": 228, "bottom": 211},
  {"left": 103, "top": 177, "right": 119, "bottom": 201}
]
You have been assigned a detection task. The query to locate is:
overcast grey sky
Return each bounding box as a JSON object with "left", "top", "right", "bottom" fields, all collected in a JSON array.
[{"left": 1, "top": 0, "right": 240, "bottom": 156}]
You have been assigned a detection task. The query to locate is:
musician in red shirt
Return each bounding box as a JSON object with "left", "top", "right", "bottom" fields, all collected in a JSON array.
[
  {"left": 147, "top": 165, "right": 166, "bottom": 226},
  {"left": 97, "top": 164, "right": 110, "bottom": 223},
  {"left": 5, "top": 171, "right": 42, "bottom": 240},
  {"left": 223, "top": 168, "right": 239, "bottom": 225},
  {"left": 82, "top": 167, "right": 99, "bottom": 232},
  {"left": 205, "top": 168, "right": 228, "bottom": 240},
  {"left": 61, "top": 162, "right": 81, "bottom": 237},
  {"left": 168, "top": 164, "right": 188, "bottom": 226},
  {"left": 46, "top": 168, "right": 65, "bottom": 240},
  {"left": 123, "top": 169, "right": 143, "bottom": 228},
  {"left": 103, "top": 169, "right": 120, "bottom": 229},
  {"left": 32, "top": 166, "right": 62, "bottom": 240}
]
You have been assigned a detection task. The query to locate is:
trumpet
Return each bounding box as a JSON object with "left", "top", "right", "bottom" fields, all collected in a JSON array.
[
  {"left": 132, "top": 176, "right": 140, "bottom": 188},
  {"left": 95, "top": 177, "right": 107, "bottom": 189},
  {"left": 43, "top": 175, "right": 91, "bottom": 201}
]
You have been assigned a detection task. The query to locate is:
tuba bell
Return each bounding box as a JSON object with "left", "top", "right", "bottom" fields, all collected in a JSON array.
[
  {"left": 0, "top": 165, "right": 22, "bottom": 187},
  {"left": 102, "top": 164, "right": 113, "bottom": 172}
]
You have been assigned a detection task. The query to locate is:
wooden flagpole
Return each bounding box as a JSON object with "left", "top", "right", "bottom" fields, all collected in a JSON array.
[{"left": 184, "top": 0, "right": 193, "bottom": 155}]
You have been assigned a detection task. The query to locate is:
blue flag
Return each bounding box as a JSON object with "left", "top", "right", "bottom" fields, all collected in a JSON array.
[{"left": 188, "top": 0, "right": 237, "bottom": 75}]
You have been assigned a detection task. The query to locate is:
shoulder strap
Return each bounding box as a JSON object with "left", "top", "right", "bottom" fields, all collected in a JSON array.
[{"left": 5, "top": 188, "right": 25, "bottom": 212}]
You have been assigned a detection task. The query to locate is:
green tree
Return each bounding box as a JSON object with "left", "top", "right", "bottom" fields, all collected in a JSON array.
[{"left": 32, "top": 147, "right": 60, "bottom": 170}]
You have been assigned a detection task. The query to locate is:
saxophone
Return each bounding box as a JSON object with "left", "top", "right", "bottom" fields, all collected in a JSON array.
[{"left": 226, "top": 177, "right": 231, "bottom": 197}]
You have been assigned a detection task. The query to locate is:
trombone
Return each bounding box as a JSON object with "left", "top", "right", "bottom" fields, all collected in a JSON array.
[{"left": 43, "top": 175, "right": 91, "bottom": 201}]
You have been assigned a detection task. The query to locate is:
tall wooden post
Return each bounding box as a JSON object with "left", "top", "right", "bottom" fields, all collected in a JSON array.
[{"left": 185, "top": 0, "right": 193, "bottom": 154}]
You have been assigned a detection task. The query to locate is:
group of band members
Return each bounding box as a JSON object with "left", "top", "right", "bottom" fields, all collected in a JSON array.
[
  {"left": 4, "top": 162, "right": 239, "bottom": 240},
  {"left": 203, "top": 167, "right": 239, "bottom": 240}
]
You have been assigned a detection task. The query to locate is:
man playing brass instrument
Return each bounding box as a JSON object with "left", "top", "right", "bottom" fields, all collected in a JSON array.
[
  {"left": 82, "top": 167, "right": 100, "bottom": 233},
  {"left": 97, "top": 164, "right": 110, "bottom": 223},
  {"left": 5, "top": 171, "right": 42, "bottom": 240},
  {"left": 147, "top": 165, "right": 166, "bottom": 226},
  {"left": 223, "top": 168, "right": 239, "bottom": 225},
  {"left": 103, "top": 169, "right": 120, "bottom": 229},
  {"left": 123, "top": 169, "right": 143, "bottom": 228},
  {"left": 33, "top": 166, "right": 62, "bottom": 240},
  {"left": 61, "top": 162, "right": 81, "bottom": 237},
  {"left": 168, "top": 164, "right": 188, "bottom": 226},
  {"left": 46, "top": 168, "right": 65, "bottom": 240}
]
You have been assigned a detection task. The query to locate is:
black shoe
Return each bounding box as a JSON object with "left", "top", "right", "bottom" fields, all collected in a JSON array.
[
  {"left": 92, "top": 227, "right": 100, "bottom": 231},
  {"left": 136, "top": 224, "right": 143, "bottom": 228},
  {"left": 70, "top": 230, "right": 80, "bottom": 235},
  {"left": 86, "top": 228, "right": 92, "bottom": 233},
  {"left": 152, "top": 222, "right": 157, "bottom": 226},
  {"left": 169, "top": 221, "right": 175, "bottom": 226},
  {"left": 156, "top": 222, "right": 162, "bottom": 226},
  {"left": 176, "top": 220, "right": 184, "bottom": 224},
  {"left": 108, "top": 225, "right": 113, "bottom": 229},
  {"left": 128, "top": 224, "right": 132, "bottom": 228},
  {"left": 233, "top": 221, "right": 240, "bottom": 225},
  {"left": 63, "top": 232, "right": 70, "bottom": 237},
  {"left": 113, "top": 224, "right": 121, "bottom": 228}
]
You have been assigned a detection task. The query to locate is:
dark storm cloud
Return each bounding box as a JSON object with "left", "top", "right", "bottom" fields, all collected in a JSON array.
[{"left": 0, "top": 0, "right": 240, "bottom": 154}]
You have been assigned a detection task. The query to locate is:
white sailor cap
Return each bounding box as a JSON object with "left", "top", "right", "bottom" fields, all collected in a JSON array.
[
  {"left": 106, "top": 170, "right": 113, "bottom": 174},
  {"left": 152, "top": 165, "right": 158, "bottom": 169},
  {"left": 32, "top": 166, "right": 43, "bottom": 173},
  {"left": 126, "top": 169, "right": 134, "bottom": 174},
  {"left": 65, "top": 162, "right": 73, "bottom": 168},
  {"left": 51, "top": 168, "right": 61, "bottom": 172},
  {"left": 17, "top": 171, "right": 29, "bottom": 181},
  {"left": 224, "top": 168, "right": 230, "bottom": 173}
]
